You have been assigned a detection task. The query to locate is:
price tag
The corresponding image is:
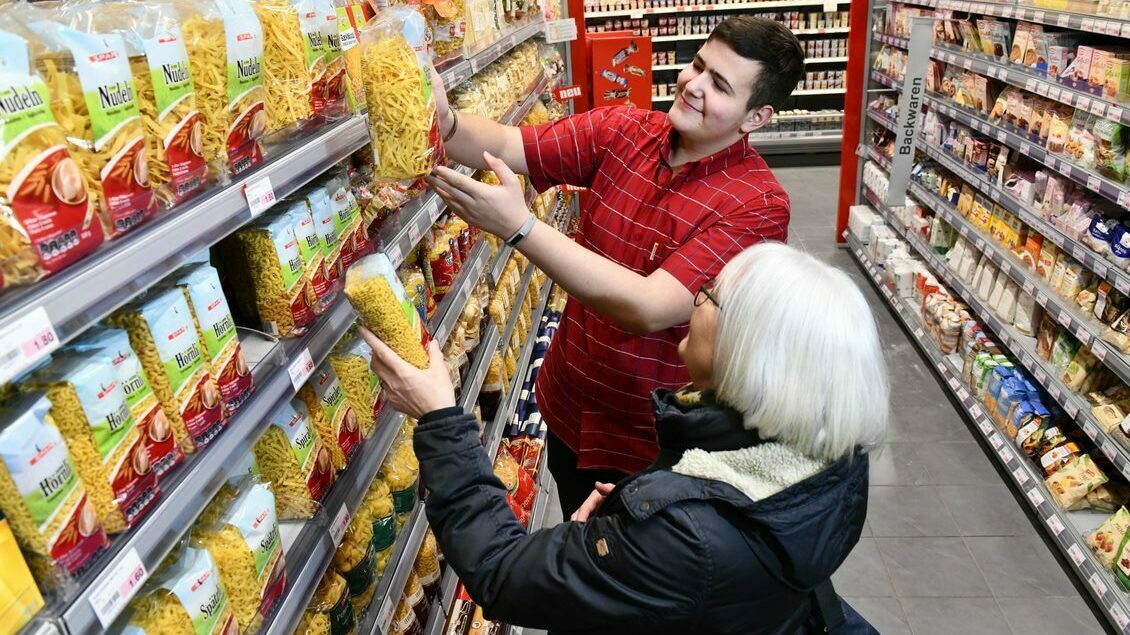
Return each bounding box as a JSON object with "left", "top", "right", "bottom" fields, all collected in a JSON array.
[
  {"left": 1066, "top": 402, "right": 1080, "bottom": 419},
  {"left": 1013, "top": 466, "right": 1030, "bottom": 485},
  {"left": 1090, "top": 572, "right": 1109, "bottom": 598},
  {"left": 996, "top": 130, "right": 1007, "bottom": 143},
  {"left": 1085, "top": 420, "right": 1100, "bottom": 440},
  {"left": 1025, "top": 78, "right": 1038, "bottom": 92},
  {"left": 1047, "top": 514, "right": 1066, "bottom": 536},
  {"left": 407, "top": 220, "right": 423, "bottom": 246},
  {"left": 1095, "top": 259, "right": 1110, "bottom": 278},
  {"left": 378, "top": 601, "right": 396, "bottom": 633},
  {"left": 990, "top": 434, "right": 1004, "bottom": 449},
  {"left": 1028, "top": 488, "right": 1046, "bottom": 507},
  {"left": 1068, "top": 543, "right": 1087, "bottom": 566},
  {"left": 914, "top": 327, "right": 925, "bottom": 339},
  {"left": 243, "top": 176, "right": 276, "bottom": 217},
  {"left": 960, "top": 225, "right": 970, "bottom": 237},
  {"left": 1057, "top": 13, "right": 1071, "bottom": 26},
  {"left": 1019, "top": 142, "right": 1031, "bottom": 156},
  {"left": 1033, "top": 9, "right": 1046, "bottom": 21},
  {"left": 979, "top": 418, "right": 994, "bottom": 435},
  {"left": 329, "top": 506, "right": 351, "bottom": 547},
  {"left": 1076, "top": 325, "right": 1092, "bottom": 345},
  {"left": 1023, "top": 352, "right": 1035, "bottom": 368},
  {"left": 1001, "top": 261, "right": 1013, "bottom": 276},
  {"left": 1036, "top": 291, "right": 1048, "bottom": 307},
  {"left": 1088, "top": 175, "right": 1102, "bottom": 191},
  {"left": 287, "top": 347, "right": 315, "bottom": 391},
  {"left": 1037, "top": 83, "right": 1050, "bottom": 97},
  {"left": 1002, "top": 5, "right": 1013, "bottom": 16},
  {"left": 1035, "top": 368, "right": 1048, "bottom": 384},
  {"left": 1062, "top": 91, "right": 1074, "bottom": 105},
  {"left": 948, "top": 376, "right": 960, "bottom": 390},
  {"left": 971, "top": 404, "right": 985, "bottom": 419},
  {"left": 1110, "top": 105, "right": 1125, "bottom": 122},
  {"left": 544, "top": 18, "right": 578, "bottom": 43},
  {"left": 1094, "top": 340, "right": 1109, "bottom": 361},
  {"left": 1049, "top": 86, "right": 1062, "bottom": 101},
  {"left": 963, "top": 58, "right": 972, "bottom": 70},
  {"left": 1050, "top": 385, "right": 1062, "bottom": 400},
  {"left": 1082, "top": 17, "right": 1096, "bottom": 31},
  {"left": 1104, "top": 440, "right": 1119, "bottom": 461},
  {"left": 976, "top": 237, "right": 986, "bottom": 251},
  {"left": 1023, "top": 280, "right": 1035, "bottom": 295},
  {"left": 1059, "top": 312, "right": 1072, "bottom": 330},
  {"left": 1117, "top": 276, "right": 1130, "bottom": 295},
  {"left": 990, "top": 189, "right": 1001, "bottom": 203},
  {"left": 1110, "top": 605, "right": 1130, "bottom": 630},
  {"left": 89, "top": 549, "right": 148, "bottom": 627},
  {"left": 0, "top": 306, "right": 59, "bottom": 385},
  {"left": 957, "top": 387, "right": 970, "bottom": 401},
  {"left": 1092, "top": 101, "right": 1108, "bottom": 118},
  {"left": 385, "top": 242, "right": 403, "bottom": 267},
  {"left": 997, "top": 445, "right": 1013, "bottom": 463}
]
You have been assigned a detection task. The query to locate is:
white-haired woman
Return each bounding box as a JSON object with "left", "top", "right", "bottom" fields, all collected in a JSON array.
[{"left": 360, "top": 243, "right": 889, "bottom": 635}]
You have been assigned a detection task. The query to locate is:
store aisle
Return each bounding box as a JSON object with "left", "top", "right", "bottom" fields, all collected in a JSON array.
[{"left": 777, "top": 166, "right": 1105, "bottom": 634}]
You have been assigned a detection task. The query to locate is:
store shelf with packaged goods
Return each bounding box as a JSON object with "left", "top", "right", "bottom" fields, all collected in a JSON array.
[
  {"left": 892, "top": 0, "right": 1130, "bottom": 38},
  {"left": 483, "top": 265, "right": 540, "bottom": 458},
  {"left": 0, "top": 115, "right": 370, "bottom": 385},
  {"left": 584, "top": 0, "right": 847, "bottom": 18},
  {"left": 750, "top": 132, "right": 844, "bottom": 153},
  {"left": 844, "top": 229, "right": 1130, "bottom": 634},
  {"left": 424, "top": 571, "right": 459, "bottom": 635},
  {"left": 502, "top": 459, "right": 555, "bottom": 635},
  {"left": 430, "top": 242, "right": 492, "bottom": 346},
  {"left": 649, "top": 25, "right": 849, "bottom": 41},
  {"left": 439, "top": 19, "right": 547, "bottom": 87},
  {"left": 359, "top": 503, "right": 431, "bottom": 635}
]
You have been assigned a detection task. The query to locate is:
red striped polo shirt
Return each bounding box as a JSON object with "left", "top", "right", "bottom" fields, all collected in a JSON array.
[{"left": 521, "top": 105, "right": 790, "bottom": 473}]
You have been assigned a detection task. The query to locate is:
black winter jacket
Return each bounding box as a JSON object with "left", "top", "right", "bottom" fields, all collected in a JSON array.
[{"left": 415, "top": 389, "right": 869, "bottom": 635}]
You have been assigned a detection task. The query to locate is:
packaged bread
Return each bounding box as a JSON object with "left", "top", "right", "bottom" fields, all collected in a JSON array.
[
  {"left": 25, "top": 352, "right": 159, "bottom": 533},
  {"left": 1046, "top": 454, "right": 1109, "bottom": 509},
  {"left": 126, "top": 547, "right": 239, "bottom": 634},
  {"left": 192, "top": 480, "right": 286, "bottom": 632},
  {"left": 298, "top": 361, "right": 362, "bottom": 471},
  {"left": 252, "top": 0, "right": 315, "bottom": 133},
  {"left": 360, "top": 478, "right": 397, "bottom": 575},
  {"left": 174, "top": 0, "right": 267, "bottom": 177},
  {"left": 231, "top": 214, "right": 317, "bottom": 337},
  {"left": 358, "top": 6, "right": 441, "bottom": 208},
  {"left": 175, "top": 263, "right": 254, "bottom": 413},
  {"left": 22, "top": 9, "right": 156, "bottom": 239},
  {"left": 329, "top": 333, "right": 381, "bottom": 436},
  {"left": 333, "top": 506, "right": 376, "bottom": 611},
  {"left": 286, "top": 198, "right": 335, "bottom": 314},
  {"left": 345, "top": 253, "right": 430, "bottom": 369},
  {"left": 0, "top": 23, "right": 104, "bottom": 291},
  {"left": 300, "top": 570, "right": 355, "bottom": 635},
  {"left": 0, "top": 392, "right": 109, "bottom": 579},
  {"left": 381, "top": 436, "right": 418, "bottom": 527},
  {"left": 106, "top": 288, "right": 225, "bottom": 454},
  {"left": 253, "top": 397, "right": 335, "bottom": 519}
]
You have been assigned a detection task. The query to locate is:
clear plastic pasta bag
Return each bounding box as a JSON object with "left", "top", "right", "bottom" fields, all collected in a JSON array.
[
  {"left": 253, "top": 396, "right": 335, "bottom": 519},
  {"left": 125, "top": 546, "right": 240, "bottom": 634},
  {"left": 343, "top": 253, "right": 430, "bottom": 369},
  {"left": 252, "top": 0, "right": 317, "bottom": 135},
  {"left": 358, "top": 6, "right": 442, "bottom": 209}
]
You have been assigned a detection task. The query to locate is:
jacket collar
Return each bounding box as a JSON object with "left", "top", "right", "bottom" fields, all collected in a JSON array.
[{"left": 650, "top": 387, "right": 762, "bottom": 470}]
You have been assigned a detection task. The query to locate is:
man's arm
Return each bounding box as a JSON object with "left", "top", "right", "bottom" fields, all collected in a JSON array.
[{"left": 432, "top": 66, "right": 527, "bottom": 172}]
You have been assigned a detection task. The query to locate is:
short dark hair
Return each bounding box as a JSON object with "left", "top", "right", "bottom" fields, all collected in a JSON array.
[{"left": 708, "top": 16, "right": 806, "bottom": 111}]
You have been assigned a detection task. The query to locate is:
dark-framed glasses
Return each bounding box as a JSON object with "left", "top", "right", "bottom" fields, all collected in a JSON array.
[{"left": 695, "top": 279, "right": 720, "bottom": 308}]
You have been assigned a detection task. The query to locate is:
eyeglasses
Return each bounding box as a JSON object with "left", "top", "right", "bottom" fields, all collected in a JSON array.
[{"left": 695, "top": 279, "right": 721, "bottom": 308}]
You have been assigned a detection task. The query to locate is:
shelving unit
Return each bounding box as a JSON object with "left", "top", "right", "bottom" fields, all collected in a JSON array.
[{"left": 584, "top": 0, "right": 846, "bottom": 18}]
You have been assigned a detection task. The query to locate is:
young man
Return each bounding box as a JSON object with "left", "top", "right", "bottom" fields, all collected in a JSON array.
[{"left": 426, "top": 16, "right": 805, "bottom": 513}]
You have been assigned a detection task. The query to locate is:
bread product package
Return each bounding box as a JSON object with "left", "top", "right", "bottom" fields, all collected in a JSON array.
[
  {"left": 21, "top": 9, "right": 156, "bottom": 239},
  {"left": 25, "top": 352, "right": 159, "bottom": 534},
  {"left": 344, "top": 253, "right": 430, "bottom": 369},
  {"left": 0, "top": 23, "right": 104, "bottom": 291},
  {"left": 126, "top": 546, "right": 239, "bottom": 634},
  {"left": 0, "top": 510, "right": 45, "bottom": 633},
  {"left": 300, "top": 570, "right": 355, "bottom": 635},
  {"left": 329, "top": 332, "right": 381, "bottom": 436},
  {"left": 298, "top": 361, "right": 362, "bottom": 471},
  {"left": 70, "top": 327, "right": 184, "bottom": 477},
  {"left": 1046, "top": 454, "right": 1108, "bottom": 509},
  {"left": 358, "top": 6, "right": 441, "bottom": 208},
  {"left": 230, "top": 214, "right": 317, "bottom": 337},
  {"left": 253, "top": 397, "right": 335, "bottom": 519},
  {"left": 192, "top": 480, "right": 286, "bottom": 632},
  {"left": 1089, "top": 506, "right": 1130, "bottom": 569},
  {"left": 286, "top": 198, "right": 336, "bottom": 314},
  {"left": 106, "top": 288, "right": 225, "bottom": 454},
  {"left": 333, "top": 505, "right": 376, "bottom": 610},
  {"left": 360, "top": 478, "right": 397, "bottom": 574},
  {"left": 175, "top": 263, "right": 254, "bottom": 413},
  {"left": 175, "top": 0, "right": 267, "bottom": 177},
  {"left": 0, "top": 392, "right": 109, "bottom": 580}
]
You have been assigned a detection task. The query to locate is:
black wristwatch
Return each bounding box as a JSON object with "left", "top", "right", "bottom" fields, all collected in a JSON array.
[{"left": 505, "top": 215, "right": 537, "bottom": 247}]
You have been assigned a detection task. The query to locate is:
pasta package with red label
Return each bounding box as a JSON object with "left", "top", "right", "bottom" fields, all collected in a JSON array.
[{"left": 344, "top": 252, "right": 430, "bottom": 369}]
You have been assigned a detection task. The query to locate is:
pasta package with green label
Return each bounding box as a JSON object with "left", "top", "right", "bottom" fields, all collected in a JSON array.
[
  {"left": 344, "top": 253, "right": 430, "bottom": 369},
  {"left": 329, "top": 332, "right": 381, "bottom": 436},
  {"left": 126, "top": 546, "right": 240, "bottom": 634},
  {"left": 332, "top": 506, "right": 376, "bottom": 611},
  {"left": 286, "top": 198, "right": 335, "bottom": 314},
  {"left": 298, "top": 361, "right": 362, "bottom": 471},
  {"left": 358, "top": 6, "right": 441, "bottom": 208},
  {"left": 253, "top": 397, "right": 335, "bottom": 519},
  {"left": 252, "top": 0, "right": 315, "bottom": 133},
  {"left": 236, "top": 214, "right": 317, "bottom": 337},
  {"left": 0, "top": 393, "right": 109, "bottom": 580},
  {"left": 299, "top": 570, "right": 355, "bottom": 635},
  {"left": 381, "top": 436, "right": 418, "bottom": 528},
  {"left": 360, "top": 478, "right": 397, "bottom": 575},
  {"left": 25, "top": 352, "right": 159, "bottom": 534}
]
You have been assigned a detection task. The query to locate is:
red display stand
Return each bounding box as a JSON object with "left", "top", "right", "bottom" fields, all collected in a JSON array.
[{"left": 588, "top": 33, "right": 653, "bottom": 109}]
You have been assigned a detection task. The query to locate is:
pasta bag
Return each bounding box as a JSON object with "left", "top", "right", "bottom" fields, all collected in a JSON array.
[
  {"left": 358, "top": 7, "right": 441, "bottom": 208},
  {"left": 332, "top": 506, "right": 376, "bottom": 611},
  {"left": 0, "top": 24, "right": 104, "bottom": 291},
  {"left": 305, "top": 185, "right": 344, "bottom": 287},
  {"left": 175, "top": 263, "right": 255, "bottom": 413},
  {"left": 126, "top": 547, "right": 240, "bottom": 634},
  {"left": 286, "top": 198, "right": 337, "bottom": 314},
  {"left": 253, "top": 0, "right": 316, "bottom": 133},
  {"left": 326, "top": 171, "right": 370, "bottom": 269},
  {"left": 70, "top": 327, "right": 184, "bottom": 477},
  {"left": 229, "top": 214, "right": 317, "bottom": 337},
  {"left": 426, "top": 0, "right": 466, "bottom": 64},
  {"left": 300, "top": 571, "right": 355, "bottom": 635},
  {"left": 252, "top": 397, "right": 335, "bottom": 519},
  {"left": 344, "top": 253, "right": 430, "bottom": 369},
  {"left": 380, "top": 437, "right": 418, "bottom": 528},
  {"left": 22, "top": 12, "right": 156, "bottom": 238},
  {"left": 174, "top": 0, "right": 268, "bottom": 177},
  {"left": 25, "top": 352, "right": 160, "bottom": 534},
  {"left": 298, "top": 361, "right": 362, "bottom": 471},
  {"left": 193, "top": 480, "right": 286, "bottom": 632},
  {"left": 106, "top": 288, "right": 226, "bottom": 454},
  {"left": 335, "top": 0, "right": 366, "bottom": 115},
  {"left": 0, "top": 392, "right": 109, "bottom": 580},
  {"left": 360, "top": 478, "right": 397, "bottom": 575},
  {"left": 316, "top": 0, "right": 349, "bottom": 120},
  {"left": 329, "top": 332, "right": 382, "bottom": 436}
]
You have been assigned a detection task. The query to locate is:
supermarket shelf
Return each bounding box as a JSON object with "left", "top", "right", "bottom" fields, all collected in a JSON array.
[
  {"left": 51, "top": 330, "right": 288, "bottom": 633},
  {"left": 750, "top": 131, "right": 843, "bottom": 153},
  {"left": 584, "top": 0, "right": 847, "bottom": 18},
  {"left": 806, "top": 56, "right": 848, "bottom": 63},
  {"left": 502, "top": 459, "right": 554, "bottom": 635},
  {"left": 844, "top": 230, "right": 1130, "bottom": 634},
  {"left": 424, "top": 569, "right": 460, "bottom": 635},
  {"left": 0, "top": 115, "right": 369, "bottom": 384},
  {"left": 460, "top": 321, "right": 502, "bottom": 410},
  {"left": 893, "top": 0, "right": 1130, "bottom": 38},
  {"left": 361, "top": 503, "right": 431, "bottom": 635},
  {"left": 794, "top": 88, "right": 847, "bottom": 95},
  {"left": 650, "top": 25, "right": 848, "bottom": 40},
  {"left": 439, "top": 20, "right": 546, "bottom": 87},
  {"left": 429, "top": 241, "right": 490, "bottom": 346},
  {"left": 652, "top": 64, "right": 683, "bottom": 70}
]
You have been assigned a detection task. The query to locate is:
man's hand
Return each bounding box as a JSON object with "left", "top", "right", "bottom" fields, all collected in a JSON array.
[
  {"left": 429, "top": 62, "right": 454, "bottom": 137},
  {"left": 570, "top": 482, "right": 616, "bottom": 522},
  {"left": 426, "top": 151, "right": 530, "bottom": 238},
  {"left": 358, "top": 328, "right": 456, "bottom": 420}
]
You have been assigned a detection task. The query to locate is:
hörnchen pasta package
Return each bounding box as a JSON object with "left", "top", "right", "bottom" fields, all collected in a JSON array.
[
  {"left": 326, "top": 171, "right": 370, "bottom": 269},
  {"left": 344, "top": 253, "right": 430, "bottom": 369},
  {"left": 25, "top": 352, "right": 160, "bottom": 534},
  {"left": 253, "top": 397, "right": 335, "bottom": 519},
  {"left": 297, "top": 360, "right": 362, "bottom": 471},
  {"left": 358, "top": 6, "right": 442, "bottom": 208},
  {"left": 304, "top": 184, "right": 344, "bottom": 289},
  {"left": 227, "top": 213, "right": 316, "bottom": 338},
  {"left": 126, "top": 546, "right": 240, "bottom": 634},
  {"left": 252, "top": 0, "right": 316, "bottom": 133},
  {"left": 0, "top": 392, "right": 109, "bottom": 581},
  {"left": 0, "top": 23, "right": 104, "bottom": 291},
  {"left": 285, "top": 198, "right": 336, "bottom": 314}
]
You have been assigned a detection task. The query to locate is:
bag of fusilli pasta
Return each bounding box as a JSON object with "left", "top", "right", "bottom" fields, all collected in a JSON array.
[
  {"left": 328, "top": 331, "right": 381, "bottom": 436},
  {"left": 19, "top": 5, "right": 156, "bottom": 239},
  {"left": 225, "top": 213, "right": 316, "bottom": 338},
  {"left": 253, "top": 397, "right": 335, "bottom": 519},
  {"left": 126, "top": 546, "right": 240, "bottom": 634},
  {"left": 0, "top": 22, "right": 104, "bottom": 292},
  {"left": 358, "top": 6, "right": 441, "bottom": 209}
]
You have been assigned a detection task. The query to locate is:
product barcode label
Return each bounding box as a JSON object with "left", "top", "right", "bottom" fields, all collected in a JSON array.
[
  {"left": 1103, "top": 440, "right": 1118, "bottom": 460},
  {"left": 1094, "top": 341, "right": 1109, "bottom": 361},
  {"left": 244, "top": 176, "right": 276, "bottom": 217},
  {"left": 1090, "top": 572, "right": 1109, "bottom": 598},
  {"left": 1047, "top": 514, "right": 1066, "bottom": 536},
  {"left": 1088, "top": 175, "right": 1102, "bottom": 191},
  {"left": 1028, "top": 488, "right": 1046, "bottom": 507},
  {"left": 1085, "top": 420, "right": 1099, "bottom": 439},
  {"left": 1068, "top": 543, "right": 1086, "bottom": 565},
  {"left": 1019, "top": 142, "right": 1031, "bottom": 155},
  {"left": 990, "top": 434, "right": 1004, "bottom": 449},
  {"left": 89, "top": 548, "right": 148, "bottom": 627},
  {"left": 1094, "top": 260, "right": 1110, "bottom": 277},
  {"left": 287, "top": 347, "right": 315, "bottom": 391},
  {"left": 1013, "top": 466, "right": 1029, "bottom": 485},
  {"left": 329, "top": 506, "right": 351, "bottom": 547}
]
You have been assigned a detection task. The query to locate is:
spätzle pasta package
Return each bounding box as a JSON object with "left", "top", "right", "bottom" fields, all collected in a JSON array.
[
  {"left": 0, "top": 392, "right": 109, "bottom": 579},
  {"left": 126, "top": 546, "right": 239, "bottom": 634},
  {"left": 298, "top": 361, "right": 362, "bottom": 471},
  {"left": 344, "top": 253, "right": 430, "bottom": 369},
  {"left": 326, "top": 171, "right": 370, "bottom": 269},
  {"left": 253, "top": 397, "right": 335, "bottom": 519}
]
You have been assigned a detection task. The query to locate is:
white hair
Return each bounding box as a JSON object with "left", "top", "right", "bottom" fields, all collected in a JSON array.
[{"left": 713, "top": 243, "right": 889, "bottom": 462}]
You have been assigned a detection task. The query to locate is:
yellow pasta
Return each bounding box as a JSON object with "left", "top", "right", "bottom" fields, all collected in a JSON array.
[
  {"left": 128, "top": 547, "right": 240, "bottom": 634},
  {"left": 329, "top": 334, "right": 381, "bottom": 436},
  {"left": 253, "top": 0, "right": 313, "bottom": 132},
  {"left": 180, "top": 13, "right": 227, "bottom": 166},
  {"left": 304, "top": 570, "right": 356, "bottom": 634},
  {"left": 253, "top": 398, "right": 335, "bottom": 519},
  {"left": 333, "top": 510, "right": 376, "bottom": 609},
  {"left": 198, "top": 525, "right": 261, "bottom": 628},
  {"left": 297, "top": 385, "right": 346, "bottom": 471},
  {"left": 235, "top": 217, "right": 317, "bottom": 338},
  {"left": 296, "top": 611, "right": 331, "bottom": 635},
  {"left": 381, "top": 439, "right": 418, "bottom": 527},
  {"left": 345, "top": 255, "right": 429, "bottom": 369}
]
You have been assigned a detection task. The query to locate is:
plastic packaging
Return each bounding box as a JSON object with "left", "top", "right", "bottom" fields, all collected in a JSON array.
[
  {"left": 126, "top": 547, "right": 239, "bottom": 633},
  {"left": 328, "top": 332, "right": 381, "bottom": 436},
  {"left": 333, "top": 508, "right": 376, "bottom": 611},
  {"left": 0, "top": 510, "right": 44, "bottom": 634},
  {"left": 344, "top": 253, "right": 430, "bottom": 369},
  {"left": 298, "top": 361, "right": 362, "bottom": 471},
  {"left": 300, "top": 570, "right": 356, "bottom": 635},
  {"left": 253, "top": 397, "right": 335, "bottom": 519},
  {"left": 253, "top": 0, "right": 316, "bottom": 133},
  {"left": 232, "top": 214, "right": 317, "bottom": 337},
  {"left": 360, "top": 478, "right": 397, "bottom": 575},
  {"left": 381, "top": 436, "right": 418, "bottom": 527},
  {"left": 287, "top": 198, "right": 335, "bottom": 314}
]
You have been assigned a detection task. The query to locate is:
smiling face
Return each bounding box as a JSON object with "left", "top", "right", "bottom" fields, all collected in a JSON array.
[{"left": 669, "top": 39, "right": 770, "bottom": 144}]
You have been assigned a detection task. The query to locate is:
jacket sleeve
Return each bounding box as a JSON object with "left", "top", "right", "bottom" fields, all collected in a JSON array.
[{"left": 414, "top": 409, "right": 710, "bottom": 632}]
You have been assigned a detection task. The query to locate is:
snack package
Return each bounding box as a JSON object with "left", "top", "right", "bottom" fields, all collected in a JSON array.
[
  {"left": 333, "top": 507, "right": 376, "bottom": 611},
  {"left": 286, "top": 198, "right": 334, "bottom": 313},
  {"left": 0, "top": 510, "right": 44, "bottom": 634},
  {"left": 253, "top": 397, "right": 335, "bottom": 519},
  {"left": 175, "top": 263, "right": 254, "bottom": 413},
  {"left": 176, "top": 0, "right": 267, "bottom": 176},
  {"left": 300, "top": 571, "right": 355, "bottom": 635},
  {"left": 0, "top": 393, "right": 109, "bottom": 579},
  {"left": 127, "top": 547, "right": 239, "bottom": 634},
  {"left": 193, "top": 480, "right": 286, "bottom": 632},
  {"left": 1089, "top": 506, "right": 1130, "bottom": 569},
  {"left": 344, "top": 253, "right": 430, "bottom": 369},
  {"left": 0, "top": 24, "right": 104, "bottom": 291},
  {"left": 381, "top": 436, "right": 418, "bottom": 527},
  {"left": 360, "top": 478, "right": 397, "bottom": 575},
  {"left": 252, "top": 0, "right": 316, "bottom": 133},
  {"left": 107, "top": 288, "right": 225, "bottom": 454},
  {"left": 22, "top": 11, "right": 156, "bottom": 238},
  {"left": 26, "top": 353, "right": 159, "bottom": 534},
  {"left": 298, "top": 361, "right": 362, "bottom": 471},
  {"left": 231, "top": 214, "right": 317, "bottom": 337},
  {"left": 358, "top": 6, "right": 441, "bottom": 208},
  {"left": 329, "top": 332, "right": 381, "bottom": 436},
  {"left": 70, "top": 328, "right": 183, "bottom": 477},
  {"left": 1046, "top": 454, "right": 1109, "bottom": 509}
]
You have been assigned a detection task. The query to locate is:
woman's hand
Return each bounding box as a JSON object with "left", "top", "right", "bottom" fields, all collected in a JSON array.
[
  {"left": 429, "top": 62, "right": 454, "bottom": 137},
  {"left": 358, "top": 327, "right": 456, "bottom": 420},
  {"left": 426, "top": 151, "right": 530, "bottom": 238},
  {"left": 570, "top": 482, "right": 616, "bottom": 522}
]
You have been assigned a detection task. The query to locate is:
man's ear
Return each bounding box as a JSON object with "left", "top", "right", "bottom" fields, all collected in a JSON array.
[{"left": 740, "top": 104, "right": 774, "bottom": 135}]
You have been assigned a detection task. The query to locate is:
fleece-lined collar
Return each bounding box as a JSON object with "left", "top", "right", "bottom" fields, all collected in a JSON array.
[
  {"left": 650, "top": 388, "right": 762, "bottom": 470},
  {"left": 672, "top": 443, "right": 828, "bottom": 503}
]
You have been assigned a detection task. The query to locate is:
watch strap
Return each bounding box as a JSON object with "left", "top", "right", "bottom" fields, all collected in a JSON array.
[{"left": 505, "top": 214, "right": 538, "bottom": 247}]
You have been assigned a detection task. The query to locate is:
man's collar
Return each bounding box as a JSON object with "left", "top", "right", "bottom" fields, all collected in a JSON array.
[{"left": 660, "top": 125, "right": 752, "bottom": 174}]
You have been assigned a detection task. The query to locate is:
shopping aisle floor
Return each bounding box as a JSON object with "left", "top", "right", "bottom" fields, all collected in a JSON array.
[{"left": 779, "top": 165, "right": 1106, "bottom": 634}]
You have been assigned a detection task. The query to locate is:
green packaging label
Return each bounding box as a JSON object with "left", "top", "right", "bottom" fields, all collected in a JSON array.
[
  {"left": 52, "top": 27, "right": 141, "bottom": 151},
  {"left": 0, "top": 396, "right": 79, "bottom": 530},
  {"left": 139, "top": 27, "right": 195, "bottom": 120},
  {"left": 68, "top": 357, "right": 134, "bottom": 462},
  {"left": 220, "top": 0, "right": 265, "bottom": 105},
  {"left": 371, "top": 514, "right": 396, "bottom": 552}
]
